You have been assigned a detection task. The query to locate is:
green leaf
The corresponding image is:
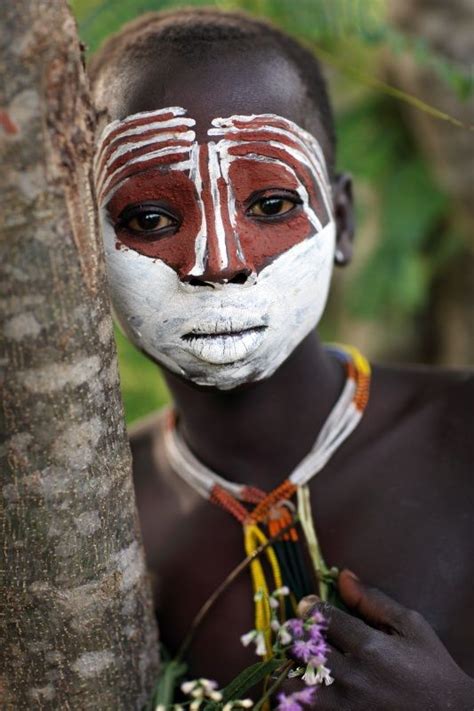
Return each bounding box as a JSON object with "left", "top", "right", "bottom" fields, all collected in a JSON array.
[
  {"left": 220, "top": 658, "right": 282, "bottom": 703},
  {"left": 148, "top": 659, "right": 188, "bottom": 711}
]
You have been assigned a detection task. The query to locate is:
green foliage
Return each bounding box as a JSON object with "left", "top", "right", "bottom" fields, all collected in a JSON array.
[
  {"left": 336, "top": 94, "right": 449, "bottom": 321},
  {"left": 219, "top": 658, "right": 281, "bottom": 704},
  {"left": 114, "top": 326, "right": 170, "bottom": 422}
]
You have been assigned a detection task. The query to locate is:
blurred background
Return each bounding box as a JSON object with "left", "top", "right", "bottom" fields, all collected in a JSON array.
[{"left": 71, "top": 0, "right": 474, "bottom": 425}]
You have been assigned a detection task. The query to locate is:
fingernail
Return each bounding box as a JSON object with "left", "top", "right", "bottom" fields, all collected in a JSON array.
[
  {"left": 297, "top": 594, "right": 320, "bottom": 618},
  {"left": 343, "top": 569, "right": 359, "bottom": 581}
]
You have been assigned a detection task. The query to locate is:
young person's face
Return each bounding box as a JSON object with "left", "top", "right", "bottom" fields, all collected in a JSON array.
[{"left": 96, "top": 48, "right": 337, "bottom": 389}]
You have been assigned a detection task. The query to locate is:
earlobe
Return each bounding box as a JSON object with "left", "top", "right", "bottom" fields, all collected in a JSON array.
[{"left": 332, "top": 172, "right": 355, "bottom": 267}]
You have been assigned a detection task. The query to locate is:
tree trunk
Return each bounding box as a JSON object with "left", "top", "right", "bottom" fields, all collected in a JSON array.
[{"left": 0, "top": 1, "right": 159, "bottom": 708}]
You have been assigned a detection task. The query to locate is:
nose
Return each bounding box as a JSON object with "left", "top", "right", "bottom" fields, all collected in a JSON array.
[{"left": 186, "top": 142, "right": 253, "bottom": 287}]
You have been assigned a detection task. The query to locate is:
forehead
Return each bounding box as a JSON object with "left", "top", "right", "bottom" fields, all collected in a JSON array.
[
  {"left": 95, "top": 109, "right": 331, "bottom": 212},
  {"left": 107, "top": 45, "right": 330, "bottom": 157}
]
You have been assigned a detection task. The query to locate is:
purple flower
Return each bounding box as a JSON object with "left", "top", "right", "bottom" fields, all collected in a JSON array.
[
  {"left": 292, "top": 639, "right": 324, "bottom": 664},
  {"left": 308, "top": 611, "right": 326, "bottom": 627},
  {"left": 275, "top": 692, "right": 303, "bottom": 711},
  {"left": 276, "top": 687, "right": 317, "bottom": 711},
  {"left": 286, "top": 619, "right": 305, "bottom": 639},
  {"left": 294, "top": 687, "right": 317, "bottom": 705}
]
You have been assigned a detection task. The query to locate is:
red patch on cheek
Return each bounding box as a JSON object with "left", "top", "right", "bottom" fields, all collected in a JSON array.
[
  {"left": 228, "top": 159, "right": 314, "bottom": 272},
  {"left": 107, "top": 169, "right": 201, "bottom": 277}
]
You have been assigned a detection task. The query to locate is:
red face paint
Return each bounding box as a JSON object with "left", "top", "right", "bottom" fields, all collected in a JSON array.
[{"left": 96, "top": 109, "right": 332, "bottom": 281}]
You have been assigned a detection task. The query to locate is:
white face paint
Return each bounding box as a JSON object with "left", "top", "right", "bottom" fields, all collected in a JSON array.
[{"left": 96, "top": 109, "right": 336, "bottom": 389}]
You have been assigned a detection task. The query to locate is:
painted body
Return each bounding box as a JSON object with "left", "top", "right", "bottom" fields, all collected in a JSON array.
[{"left": 96, "top": 109, "right": 335, "bottom": 389}]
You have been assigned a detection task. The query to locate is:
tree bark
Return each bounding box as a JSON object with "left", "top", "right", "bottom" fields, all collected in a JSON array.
[{"left": 0, "top": 1, "right": 159, "bottom": 708}]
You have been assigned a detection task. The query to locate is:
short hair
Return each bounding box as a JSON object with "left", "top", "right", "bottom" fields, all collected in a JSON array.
[{"left": 89, "top": 7, "right": 336, "bottom": 172}]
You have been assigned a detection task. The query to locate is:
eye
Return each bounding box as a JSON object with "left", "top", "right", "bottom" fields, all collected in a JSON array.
[
  {"left": 126, "top": 212, "right": 174, "bottom": 232},
  {"left": 116, "top": 204, "right": 179, "bottom": 238},
  {"left": 247, "top": 195, "right": 300, "bottom": 218}
]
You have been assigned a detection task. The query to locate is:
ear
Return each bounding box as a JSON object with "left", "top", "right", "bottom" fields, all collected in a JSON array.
[{"left": 332, "top": 172, "right": 354, "bottom": 267}]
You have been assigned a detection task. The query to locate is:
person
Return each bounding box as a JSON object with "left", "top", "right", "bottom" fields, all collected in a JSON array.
[{"left": 89, "top": 8, "right": 474, "bottom": 708}]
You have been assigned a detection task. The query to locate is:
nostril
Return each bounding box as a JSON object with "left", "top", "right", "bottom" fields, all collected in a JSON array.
[
  {"left": 229, "top": 271, "right": 250, "bottom": 285},
  {"left": 186, "top": 277, "right": 215, "bottom": 288}
]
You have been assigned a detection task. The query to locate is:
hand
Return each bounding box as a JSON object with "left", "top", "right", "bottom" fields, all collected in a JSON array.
[{"left": 287, "top": 570, "right": 474, "bottom": 710}]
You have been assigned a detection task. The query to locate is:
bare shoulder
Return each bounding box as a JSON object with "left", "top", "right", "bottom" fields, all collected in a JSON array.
[
  {"left": 374, "top": 360, "right": 472, "bottom": 422},
  {"left": 366, "top": 362, "right": 473, "bottom": 482}
]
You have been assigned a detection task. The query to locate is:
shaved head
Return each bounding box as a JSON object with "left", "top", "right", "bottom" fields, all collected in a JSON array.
[{"left": 89, "top": 8, "right": 336, "bottom": 174}]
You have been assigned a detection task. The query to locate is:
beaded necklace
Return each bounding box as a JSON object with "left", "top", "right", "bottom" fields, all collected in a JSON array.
[{"left": 163, "top": 345, "right": 371, "bottom": 658}]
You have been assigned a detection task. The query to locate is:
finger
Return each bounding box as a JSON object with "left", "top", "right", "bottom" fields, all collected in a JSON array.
[
  {"left": 323, "top": 601, "right": 376, "bottom": 655},
  {"left": 298, "top": 593, "right": 376, "bottom": 655},
  {"left": 338, "top": 569, "right": 412, "bottom": 635}
]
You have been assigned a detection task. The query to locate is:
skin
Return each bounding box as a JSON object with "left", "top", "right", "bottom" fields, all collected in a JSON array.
[{"left": 99, "top": 42, "right": 474, "bottom": 708}]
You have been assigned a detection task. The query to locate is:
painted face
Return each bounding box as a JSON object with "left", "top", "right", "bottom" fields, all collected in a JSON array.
[{"left": 95, "top": 107, "right": 336, "bottom": 389}]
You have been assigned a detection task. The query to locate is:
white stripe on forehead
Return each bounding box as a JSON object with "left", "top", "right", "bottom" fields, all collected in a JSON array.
[
  {"left": 102, "top": 117, "right": 196, "bottom": 149},
  {"left": 96, "top": 130, "right": 196, "bottom": 194},
  {"left": 209, "top": 116, "right": 332, "bottom": 210},
  {"left": 210, "top": 113, "right": 328, "bottom": 169},
  {"left": 98, "top": 145, "right": 194, "bottom": 205},
  {"left": 98, "top": 106, "right": 191, "bottom": 142}
]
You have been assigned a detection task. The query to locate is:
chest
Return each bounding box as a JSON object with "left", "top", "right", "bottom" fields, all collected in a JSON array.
[{"left": 138, "top": 453, "right": 474, "bottom": 684}]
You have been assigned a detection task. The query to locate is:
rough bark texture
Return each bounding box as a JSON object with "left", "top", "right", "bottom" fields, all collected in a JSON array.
[
  {"left": 387, "top": 0, "right": 474, "bottom": 365},
  {"left": 0, "top": 2, "right": 159, "bottom": 708}
]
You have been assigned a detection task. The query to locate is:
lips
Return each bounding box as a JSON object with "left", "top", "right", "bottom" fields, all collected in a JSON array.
[{"left": 180, "top": 323, "right": 268, "bottom": 365}]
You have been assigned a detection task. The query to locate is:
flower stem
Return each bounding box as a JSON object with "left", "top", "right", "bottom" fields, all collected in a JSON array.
[
  {"left": 176, "top": 519, "right": 300, "bottom": 662},
  {"left": 252, "top": 660, "right": 294, "bottom": 711}
]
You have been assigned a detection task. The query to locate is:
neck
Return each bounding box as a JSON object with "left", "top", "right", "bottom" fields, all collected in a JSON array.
[{"left": 162, "top": 333, "right": 345, "bottom": 490}]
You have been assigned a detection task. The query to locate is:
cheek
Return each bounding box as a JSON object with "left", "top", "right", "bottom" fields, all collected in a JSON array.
[
  {"left": 235, "top": 211, "right": 313, "bottom": 272},
  {"left": 107, "top": 170, "right": 202, "bottom": 278}
]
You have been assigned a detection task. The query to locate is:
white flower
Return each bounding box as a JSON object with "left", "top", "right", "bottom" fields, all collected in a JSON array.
[
  {"left": 270, "top": 618, "right": 281, "bottom": 632},
  {"left": 154, "top": 705, "right": 166, "bottom": 711},
  {"left": 315, "top": 664, "right": 334, "bottom": 686},
  {"left": 181, "top": 678, "right": 222, "bottom": 703},
  {"left": 240, "top": 630, "right": 258, "bottom": 647},
  {"left": 269, "top": 596, "right": 280, "bottom": 609},
  {"left": 208, "top": 691, "right": 223, "bottom": 702},
  {"left": 181, "top": 680, "right": 197, "bottom": 695},
  {"left": 223, "top": 701, "right": 254, "bottom": 711},
  {"left": 302, "top": 663, "right": 318, "bottom": 686},
  {"left": 302, "top": 662, "right": 334, "bottom": 687},
  {"left": 273, "top": 586, "right": 290, "bottom": 597},
  {"left": 254, "top": 589, "right": 264, "bottom": 602},
  {"left": 255, "top": 632, "right": 267, "bottom": 657},
  {"left": 277, "top": 625, "right": 293, "bottom": 645}
]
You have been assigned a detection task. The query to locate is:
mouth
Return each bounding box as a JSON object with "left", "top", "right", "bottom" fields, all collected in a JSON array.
[{"left": 181, "top": 324, "right": 268, "bottom": 364}]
